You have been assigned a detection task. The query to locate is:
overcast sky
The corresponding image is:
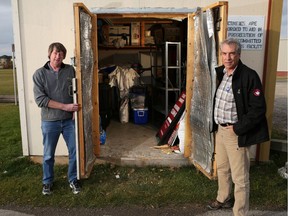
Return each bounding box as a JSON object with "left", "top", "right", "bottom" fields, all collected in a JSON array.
[
  {"left": 0, "top": 0, "right": 13, "bottom": 56},
  {"left": 0, "top": 0, "right": 287, "bottom": 56}
]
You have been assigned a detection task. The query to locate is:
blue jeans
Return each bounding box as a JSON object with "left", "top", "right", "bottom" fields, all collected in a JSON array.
[{"left": 41, "top": 119, "right": 77, "bottom": 184}]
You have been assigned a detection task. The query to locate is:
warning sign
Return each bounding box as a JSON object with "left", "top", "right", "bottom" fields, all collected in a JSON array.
[{"left": 227, "top": 16, "right": 265, "bottom": 50}]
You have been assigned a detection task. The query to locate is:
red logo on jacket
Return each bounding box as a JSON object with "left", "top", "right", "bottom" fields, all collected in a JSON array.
[{"left": 253, "top": 89, "right": 261, "bottom": 96}]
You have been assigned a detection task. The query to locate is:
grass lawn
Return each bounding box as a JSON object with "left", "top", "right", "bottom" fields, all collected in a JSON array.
[
  {"left": 0, "top": 69, "right": 16, "bottom": 95},
  {"left": 0, "top": 104, "right": 286, "bottom": 210}
]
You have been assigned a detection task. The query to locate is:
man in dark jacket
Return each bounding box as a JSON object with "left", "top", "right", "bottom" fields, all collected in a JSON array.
[{"left": 207, "top": 38, "right": 269, "bottom": 216}]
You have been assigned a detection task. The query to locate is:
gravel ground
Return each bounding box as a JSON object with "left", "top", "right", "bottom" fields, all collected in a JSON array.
[{"left": 0, "top": 205, "right": 287, "bottom": 216}]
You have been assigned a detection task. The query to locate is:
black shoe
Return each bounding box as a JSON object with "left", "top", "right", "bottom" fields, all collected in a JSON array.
[
  {"left": 207, "top": 197, "right": 233, "bottom": 210},
  {"left": 42, "top": 183, "right": 52, "bottom": 195},
  {"left": 69, "top": 180, "right": 81, "bottom": 194},
  {"left": 222, "top": 198, "right": 234, "bottom": 208}
]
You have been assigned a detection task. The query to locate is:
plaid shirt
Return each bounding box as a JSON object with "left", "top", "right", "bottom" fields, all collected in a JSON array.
[{"left": 214, "top": 68, "right": 238, "bottom": 125}]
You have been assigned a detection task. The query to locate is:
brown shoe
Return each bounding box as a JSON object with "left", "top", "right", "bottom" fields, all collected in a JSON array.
[{"left": 207, "top": 198, "right": 233, "bottom": 210}]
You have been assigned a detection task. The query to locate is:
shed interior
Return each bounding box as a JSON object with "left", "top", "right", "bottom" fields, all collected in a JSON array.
[
  {"left": 73, "top": 2, "right": 228, "bottom": 178},
  {"left": 97, "top": 15, "right": 189, "bottom": 165}
]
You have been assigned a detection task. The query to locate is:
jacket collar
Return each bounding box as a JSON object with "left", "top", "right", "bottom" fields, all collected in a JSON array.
[
  {"left": 232, "top": 60, "right": 244, "bottom": 79},
  {"left": 43, "top": 61, "right": 65, "bottom": 70}
]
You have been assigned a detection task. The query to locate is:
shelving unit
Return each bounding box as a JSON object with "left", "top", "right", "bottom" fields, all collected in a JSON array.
[
  {"left": 151, "top": 42, "right": 182, "bottom": 117},
  {"left": 98, "top": 18, "right": 175, "bottom": 49}
]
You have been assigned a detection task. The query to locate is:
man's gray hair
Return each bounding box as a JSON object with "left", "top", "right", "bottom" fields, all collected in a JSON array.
[{"left": 220, "top": 38, "right": 241, "bottom": 54}]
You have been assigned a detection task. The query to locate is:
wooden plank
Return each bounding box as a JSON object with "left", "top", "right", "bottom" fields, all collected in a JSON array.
[
  {"left": 73, "top": 4, "right": 86, "bottom": 178},
  {"left": 184, "top": 13, "right": 194, "bottom": 158},
  {"left": 260, "top": 0, "right": 283, "bottom": 161},
  {"left": 211, "top": 2, "right": 228, "bottom": 178},
  {"left": 202, "top": 1, "right": 228, "bottom": 12},
  {"left": 140, "top": 21, "right": 145, "bottom": 47},
  {"left": 98, "top": 13, "right": 188, "bottom": 19},
  {"left": 217, "top": 1, "right": 228, "bottom": 65},
  {"left": 192, "top": 160, "right": 217, "bottom": 180},
  {"left": 108, "top": 20, "right": 173, "bottom": 24},
  {"left": 73, "top": 2, "right": 99, "bottom": 178},
  {"left": 74, "top": 2, "right": 94, "bottom": 17},
  {"left": 91, "top": 14, "right": 101, "bottom": 157}
]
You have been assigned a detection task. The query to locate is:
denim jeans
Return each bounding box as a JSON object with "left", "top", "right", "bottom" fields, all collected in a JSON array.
[{"left": 41, "top": 119, "right": 77, "bottom": 184}]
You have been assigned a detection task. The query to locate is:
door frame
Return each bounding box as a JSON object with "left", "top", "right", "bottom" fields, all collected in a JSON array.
[
  {"left": 74, "top": 3, "right": 100, "bottom": 179},
  {"left": 73, "top": 1, "right": 228, "bottom": 179},
  {"left": 185, "top": 2, "right": 228, "bottom": 179}
]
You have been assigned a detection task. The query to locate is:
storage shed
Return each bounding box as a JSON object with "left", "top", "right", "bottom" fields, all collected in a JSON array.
[{"left": 11, "top": 0, "right": 283, "bottom": 179}]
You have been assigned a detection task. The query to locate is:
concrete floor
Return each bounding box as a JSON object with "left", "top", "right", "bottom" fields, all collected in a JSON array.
[{"left": 98, "top": 119, "right": 190, "bottom": 167}]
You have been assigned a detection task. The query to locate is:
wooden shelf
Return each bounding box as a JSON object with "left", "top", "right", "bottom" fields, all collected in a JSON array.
[
  {"left": 98, "top": 45, "right": 157, "bottom": 50},
  {"left": 98, "top": 18, "right": 178, "bottom": 50}
]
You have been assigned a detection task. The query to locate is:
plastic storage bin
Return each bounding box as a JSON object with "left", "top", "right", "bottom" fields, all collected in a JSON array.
[{"left": 133, "top": 108, "right": 148, "bottom": 124}]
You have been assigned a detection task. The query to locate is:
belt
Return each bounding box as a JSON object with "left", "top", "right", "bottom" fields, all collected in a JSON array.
[{"left": 220, "top": 123, "right": 234, "bottom": 127}]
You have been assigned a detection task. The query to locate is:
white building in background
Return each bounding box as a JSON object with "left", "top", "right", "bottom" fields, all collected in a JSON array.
[
  {"left": 277, "top": 39, "right": 288, "bottom": 73},
  {"left": 277, "top": 0, "right": 288, "bottom": 73}
]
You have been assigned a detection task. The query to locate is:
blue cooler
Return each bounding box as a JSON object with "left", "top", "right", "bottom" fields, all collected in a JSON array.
[{"left": 133, "top": 108, "right": 148, "bottom": 124}]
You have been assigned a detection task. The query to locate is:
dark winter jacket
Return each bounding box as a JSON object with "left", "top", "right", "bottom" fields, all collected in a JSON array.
[{"left": 212, "top": 60, "right": 269, "bottom": 147}]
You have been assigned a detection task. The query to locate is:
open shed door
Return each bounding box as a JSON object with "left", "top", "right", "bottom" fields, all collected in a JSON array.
[
  {"left": 73, "top": 3, "right": 99, "bottom": 179},
  {"left": 185, "top": 2, "right": 228, "bottom": 180},
  {"left": 72, "top": 1, "right": 227, "bottom": 180}
]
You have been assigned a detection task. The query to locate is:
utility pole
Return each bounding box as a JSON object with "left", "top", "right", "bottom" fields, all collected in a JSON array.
[{"left": 12, "top": 44, "right": 17, "bottom": 105}]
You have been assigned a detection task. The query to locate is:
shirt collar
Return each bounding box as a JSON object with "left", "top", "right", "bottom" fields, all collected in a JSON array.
[
  {"left": 223, "top": 65, "right": 238, "bottom": 76},
  {"left": 48, "top": 62, "right": 65, "bottom": 73},
  {"left": 44, "top": 61, "right": 65, "bottom": 70}
]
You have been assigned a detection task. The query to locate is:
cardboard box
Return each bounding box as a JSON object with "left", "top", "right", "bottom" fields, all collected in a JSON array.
[
  {"left": 109, "top": 26, "right": 130, "bottom": 35},
  {"left": 118, "top": 26, "right": 130, "bottom": 35},
  {"left": 109, "top": 27, "right": 119, "bottom": 35},
  {"left": 109, "top": 36, "right": 130, "bottom": 46},
  {"left": 145, "top": 36, "right": 155, "bottom": 45},
  {"left": 108, "top": 36, "right": 119, "bottom": 45},
  {"left": 131, "top": 22, "right": 140, "bottom": 46}
]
